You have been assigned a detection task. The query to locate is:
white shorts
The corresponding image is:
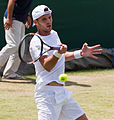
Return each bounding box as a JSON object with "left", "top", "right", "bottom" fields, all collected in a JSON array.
[{"left": 35, "top": 86, "right": 84, "bottom": 120}]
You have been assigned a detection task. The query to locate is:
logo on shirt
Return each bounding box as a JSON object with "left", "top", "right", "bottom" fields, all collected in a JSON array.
[{"left": 36, "top": 45, "right": 41, "bottom": 51}]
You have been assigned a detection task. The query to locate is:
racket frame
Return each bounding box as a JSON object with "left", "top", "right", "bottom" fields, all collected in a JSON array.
[{"left": 18, "top": 33, "right": 61, "bottom": 64}]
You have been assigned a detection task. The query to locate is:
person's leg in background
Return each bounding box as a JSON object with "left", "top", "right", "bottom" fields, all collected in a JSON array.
[
  {"left": 1, "top": 19, "right": 25, "bottom": 79},
  {"left": 0, "top": 18, "right": 18, "bottom": 80}
]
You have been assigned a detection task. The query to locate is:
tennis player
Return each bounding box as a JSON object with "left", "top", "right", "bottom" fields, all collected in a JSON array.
[{"left": 30, "top": 5, "right": 102, "bottom": 120}]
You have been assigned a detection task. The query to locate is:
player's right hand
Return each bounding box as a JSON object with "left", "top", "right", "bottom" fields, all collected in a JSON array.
[{"left": 58, "top": 44, "right": 67, "bottom": 54}]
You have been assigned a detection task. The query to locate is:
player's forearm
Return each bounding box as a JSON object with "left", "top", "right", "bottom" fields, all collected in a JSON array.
[
  {"left": 65, "top": 50, "right": 82, "bottom": 62},
  {"left": 7, "top": 0, "right": 15, "bottom": 20},
  {"left": 39, "top": 55, "right": 59, "bottom": 72},
  {"left": 64, "top": 51, "right": 75, "bottom": 61}
]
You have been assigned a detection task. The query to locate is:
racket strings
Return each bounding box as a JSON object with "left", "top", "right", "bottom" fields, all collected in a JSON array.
[{"left": 19, "top": 33, "right": 61, "bottom": 64}]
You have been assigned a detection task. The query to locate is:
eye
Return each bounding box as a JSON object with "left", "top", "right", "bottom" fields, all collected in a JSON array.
[
  {"left": 42, "top": 18, "right": 47, "bottom": 22},
  {"left": 49, "top": 16, "right": 52, "bottom": 20}
]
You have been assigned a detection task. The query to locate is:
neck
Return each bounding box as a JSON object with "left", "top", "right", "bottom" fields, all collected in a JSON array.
[{"left": 37, "top": 30, "right": 51, "bottom": 36}]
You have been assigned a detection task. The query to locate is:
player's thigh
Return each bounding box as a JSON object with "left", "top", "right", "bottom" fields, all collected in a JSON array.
[
  {"left": 59, "top": 97, "right": 85, "bottom": 120},
  {"left": 38, "top": 104, "right": 62, "bottom": 120},
  {"left": 35, "top": 87, "right": 62, "bottom": 120}
]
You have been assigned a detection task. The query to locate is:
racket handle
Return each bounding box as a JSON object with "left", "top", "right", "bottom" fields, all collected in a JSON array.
[{"left": 53, "top": 46, "right": 61, "bottom": 50}]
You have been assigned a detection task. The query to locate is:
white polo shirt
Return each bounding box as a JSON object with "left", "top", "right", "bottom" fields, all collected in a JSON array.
[{"left": 30, "top": 30, "right": 65, "bottom": 90}]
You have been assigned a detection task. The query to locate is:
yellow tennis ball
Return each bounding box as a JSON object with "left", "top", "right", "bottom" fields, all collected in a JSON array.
[{"left": 59, "top": 74, "right": 67, "bottom": 82}]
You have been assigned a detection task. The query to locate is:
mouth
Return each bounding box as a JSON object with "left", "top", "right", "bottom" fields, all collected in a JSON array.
[{"left": 47, "top": 25, "right": 51, "bottom": 28}]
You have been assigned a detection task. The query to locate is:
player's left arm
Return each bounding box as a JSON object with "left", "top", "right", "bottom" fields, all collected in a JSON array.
[{"left": 64, "top": 43, "right": 103, "bottom": 62}]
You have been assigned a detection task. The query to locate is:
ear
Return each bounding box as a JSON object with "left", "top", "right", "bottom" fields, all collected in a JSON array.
[{"left": 33, "top": 20, "right": 38, "bottom": 25}]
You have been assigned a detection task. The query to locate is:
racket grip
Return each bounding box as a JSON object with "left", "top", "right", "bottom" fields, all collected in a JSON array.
[{"left": 53, "top": 46, "right": 61, "bottom": 50}]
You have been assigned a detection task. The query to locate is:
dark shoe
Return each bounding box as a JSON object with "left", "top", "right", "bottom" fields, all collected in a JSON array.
[{"left": 2, "top": 74, "right": 24, "bottom": 80}]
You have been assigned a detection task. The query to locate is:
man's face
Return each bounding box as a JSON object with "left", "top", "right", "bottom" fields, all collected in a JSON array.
[{"left": 36, "top": 14, "right": 52, "bottom": 34}]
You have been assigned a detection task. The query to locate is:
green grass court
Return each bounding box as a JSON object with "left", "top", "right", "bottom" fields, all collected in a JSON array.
[{"left": 0, "top": 69, "right": 114, "bottom": 120}]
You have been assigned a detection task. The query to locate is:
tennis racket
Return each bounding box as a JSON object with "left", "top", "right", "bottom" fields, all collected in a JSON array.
[{"left": 18, "top": 33, "right": 61, "bottom": 64}]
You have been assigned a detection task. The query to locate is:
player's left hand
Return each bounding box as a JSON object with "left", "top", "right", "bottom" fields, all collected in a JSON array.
[
  {"left": 81, "top": 43, "right": 103, "bottom": 59},
  {"left": 25, "top": 16, "right": 31, "bottom": 29}
]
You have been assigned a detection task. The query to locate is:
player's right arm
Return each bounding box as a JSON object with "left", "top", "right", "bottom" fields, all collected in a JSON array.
[
  {"left": 39, "top": 44, "right": 67, "bottom": 72},
  {"left": 4, "top": 0, "right": 15, "bottom": 30}
]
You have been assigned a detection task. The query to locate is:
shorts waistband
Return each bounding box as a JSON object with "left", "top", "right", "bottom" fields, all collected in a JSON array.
[{"left": 46, "top": 81, "right": 63, "bottom": 86}]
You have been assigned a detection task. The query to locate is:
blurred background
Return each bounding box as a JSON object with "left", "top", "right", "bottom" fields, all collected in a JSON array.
[
  {"left": 1, "top": 0, "right": 114, "bottom": 50},
  {"left": 0, "top": 0, "right": 114, "bottom": 73}
]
